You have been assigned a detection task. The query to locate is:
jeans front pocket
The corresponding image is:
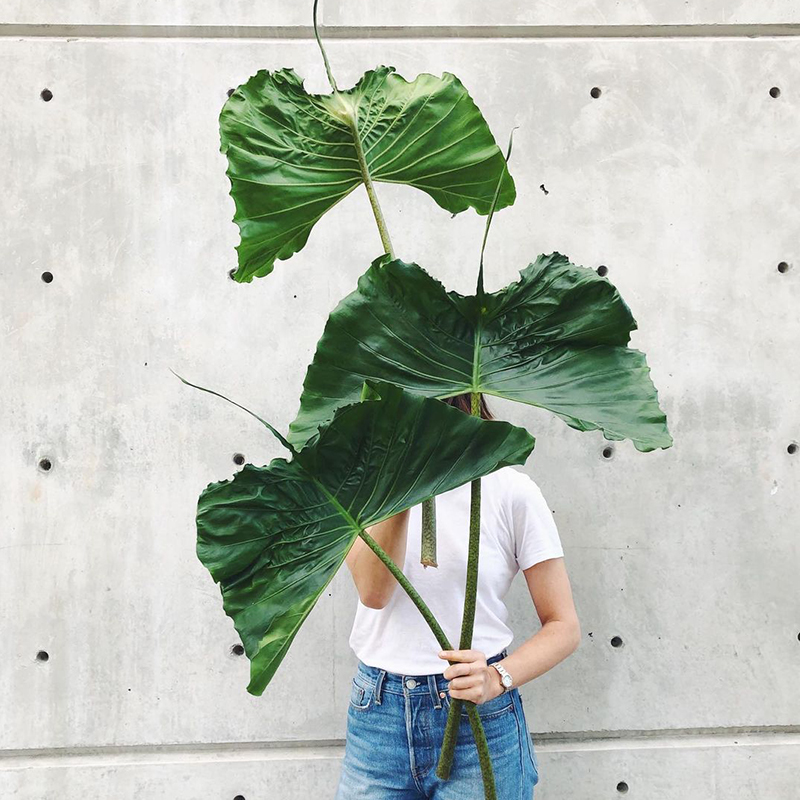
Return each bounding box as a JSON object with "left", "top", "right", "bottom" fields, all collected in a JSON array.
[
  {"left": 348, "top": 674, "right": 374, "bottom": 712},
  {"left": 443, "top": 687, "right": 515, "bottom": 720}
]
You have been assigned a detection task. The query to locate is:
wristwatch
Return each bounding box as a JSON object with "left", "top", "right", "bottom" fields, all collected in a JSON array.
[{"left": 491, "top": 662, "right": 513, "bottom": 693}]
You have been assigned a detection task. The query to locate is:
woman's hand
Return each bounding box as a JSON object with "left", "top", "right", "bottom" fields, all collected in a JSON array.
[{"left": 437, "top": 649, "right": 504, "bottom": 705}]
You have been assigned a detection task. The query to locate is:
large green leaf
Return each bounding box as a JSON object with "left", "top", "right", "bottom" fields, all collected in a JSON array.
[
  {"left": 221, "top": 66, "right": 515, "bottom": 281},
  {"left": 196, "top": 381, "right": 534, "bottom": 695},
  {"left": 288, "top": 253, "right": 673, "bottom": 453}
]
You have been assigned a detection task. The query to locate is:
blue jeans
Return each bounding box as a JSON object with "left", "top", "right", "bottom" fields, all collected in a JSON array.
[{"left": 334, "top": 648, "right": 539, "bottom": 799}]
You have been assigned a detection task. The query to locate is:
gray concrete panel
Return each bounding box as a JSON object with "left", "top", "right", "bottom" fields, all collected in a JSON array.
[
  {"left": 0, "top": 745, "right": 345, "bottom": 799},
  {"left": 0, "top": 1, "right": 307, "bottom": 27},
  {"left": 325, "top": 0, "right": 800, "bottom": 27},
  {"left": 1, "top": 27, "right": 798, "bottom": 798},
  {"left": 1, "top": 734, "right": 798, "bottom": 798}
]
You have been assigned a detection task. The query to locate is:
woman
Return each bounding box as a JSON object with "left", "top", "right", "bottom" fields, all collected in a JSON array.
[{"left": 334, "top": 394, "right": 581, "bottom": 799}]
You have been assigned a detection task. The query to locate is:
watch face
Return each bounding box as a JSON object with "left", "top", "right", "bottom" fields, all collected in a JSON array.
[{"left": 502, "top": 674, "right": 513, "bottom": 687}]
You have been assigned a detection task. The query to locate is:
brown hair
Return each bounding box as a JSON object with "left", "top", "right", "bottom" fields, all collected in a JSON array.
[{"left": 441, "top": 392, "right": 494, "bottom": 420}]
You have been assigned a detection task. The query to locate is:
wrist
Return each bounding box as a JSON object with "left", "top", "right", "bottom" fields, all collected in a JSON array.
[{"left": 487, "top": 664, "right": 505, "bottom": 698}]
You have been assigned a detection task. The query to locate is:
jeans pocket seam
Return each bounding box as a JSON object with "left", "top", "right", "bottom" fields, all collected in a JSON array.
[
  {"left": 443, "top": 692, "right": 515, "bottom": 720},
  {"left": 349, "top": 678, "right": 373, "bottom": 711}
]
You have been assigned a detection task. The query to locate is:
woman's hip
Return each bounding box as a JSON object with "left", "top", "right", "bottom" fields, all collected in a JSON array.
[{"left": 337, "top": 650, "right": 539, "bottom": 798}]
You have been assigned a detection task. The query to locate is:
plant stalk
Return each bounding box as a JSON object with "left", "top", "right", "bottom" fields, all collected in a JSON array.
[
  {"left": 348, "top": 117, "right": 395, "bottom": 258},
  {"left": 352, "top": 128, "right": 437, "bottom": 564},
  {"left": 358, "top": 527, "right": 447, "bottom": 645},
  {"left": 312, "top": 0, "right": 339, "bottom": 92},
  {"left": 334, "top": 61, "right": 435, "bottom": 565},
  {"left": 436, "top": 392, "right": 493, "bottom": 792},
  {"left": 315, "top": 9, "right": 487, "bottom": 788},
  {"left": 359, "top": 525, "right": 497, "bottom": 800},
  {"left": 420, "top": 496, "right": 438, "bottom": 567},
  {"left": 349, "top": 115, "right": 435, "bottom": 564},
  {"left": 313, "top": 0, "right": 393, "bottom": 260}
]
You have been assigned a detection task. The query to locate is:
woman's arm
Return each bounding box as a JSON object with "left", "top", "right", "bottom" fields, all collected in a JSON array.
[
  {"left": 439, "top": 556, "right": 580, "bottom": 702},
  {"left": 345, "top": 510, "right": 410, "bottom": 609}
]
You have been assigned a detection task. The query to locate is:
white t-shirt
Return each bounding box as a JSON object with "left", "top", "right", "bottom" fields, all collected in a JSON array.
[{"left": 348, "top": 465, "right": 565, "bottom": 674}]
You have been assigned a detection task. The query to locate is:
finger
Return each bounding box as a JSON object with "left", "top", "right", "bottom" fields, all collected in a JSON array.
[
  {"left": 438, "top": 649, "right": 485, "bottom": 663},
  {"left": 449, "top": 686, "right": 481, "bottom": 703},
  {"left": 443, "top": 662, "right": 472, "bottom": 680},
  {"left": 448, "top": 676, "right": 478, "bottom": 691}
]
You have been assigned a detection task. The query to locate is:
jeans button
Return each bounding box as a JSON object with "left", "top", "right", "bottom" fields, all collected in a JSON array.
[{"left": 405, "top": 679, "right": 417, "bottom": 689}]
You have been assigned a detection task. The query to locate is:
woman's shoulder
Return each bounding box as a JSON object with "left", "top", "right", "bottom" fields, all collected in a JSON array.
[
  {"left": 484, "top": 465, "right": 544, "bottom": 504},
  {"left": 486, "top": 465, "right": 540, "bottom": 490},
  {"left": 489, "top": 467, "right": 563, "bottom": 567}
]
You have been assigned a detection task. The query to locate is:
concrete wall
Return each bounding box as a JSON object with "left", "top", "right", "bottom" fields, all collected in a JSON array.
[{"left": 1, "top": 3, "right": 798, "bottom": 798}]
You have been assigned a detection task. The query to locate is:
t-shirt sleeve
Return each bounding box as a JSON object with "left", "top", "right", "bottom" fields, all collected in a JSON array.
[{"left": 510, "top": 471, "right": 564, "bottom": 571}]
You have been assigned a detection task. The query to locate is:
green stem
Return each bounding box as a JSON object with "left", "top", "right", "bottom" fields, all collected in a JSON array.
[
  {"left": 331, "top": 42, "right": 426, "bottom": 569},
  {"left": 476, "top": 129, "right": 515, "bottom": 295},
  {"left": 358, "top": 527, "right": 448, "bottom": 646},
  {"left": 359, "top": 525, "right": 496, "bottom": 800},
  {"left": 459, "top": 392, "right": 483, "bottom": 646},
  {"left": 421, "top": 497, "right": 437, "bottom": 568},
  {"left": 348, "top": 111, "right": 433, "bottom": 573},
  {"left": 312, "top": 0, "right": 338, "bottom": 92},
  {"left": 312, "top": 0, "right": 393, "bottom": 258},
  {"left": 348, "top": 116, "right": 395, "bottom": 258},
  {"left": 314, "top": 5, "right": 488, "bottom": 787},
  {"left": 435, "top": 136, "right": 512, "bottom": 790},
  {"left": 466, "top": 704, "right": 497, "bottom": 800},
  {"left": 436, "top": 393, "right": 494, "bottom": 797}
]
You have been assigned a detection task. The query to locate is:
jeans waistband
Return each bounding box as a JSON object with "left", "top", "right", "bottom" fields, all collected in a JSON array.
[{"left": 355, "top": 648, "right": 508, "bottom": 707}]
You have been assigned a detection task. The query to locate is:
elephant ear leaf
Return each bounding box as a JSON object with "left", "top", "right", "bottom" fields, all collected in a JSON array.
[
  {"left": 221, "top": 66, "right": 515, "bottom": 281},
  {"left": 196, "top": 381, "right": 534, "bottom": 695},
  {"left": 288, "top": 253, "right": 672, "bottom": 453}
]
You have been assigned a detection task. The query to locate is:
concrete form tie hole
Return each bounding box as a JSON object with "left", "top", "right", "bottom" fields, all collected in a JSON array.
[
  {"left": 40, "top": 88, "right": 53, "bottom": 102},
  {"left": 769, "top": 86, "right": 781, "bottom": 98},
  {"left": 36, "top": 650, "right": 49, "bottom": 662},
  {"left": 41, "top": 271, "right": 54, "bottom": 283},
  {"left": 788, "top": 442, "right": 798, "bottom": 455},
  {"left": 590, "top": 86, "right": 602, "bottom": 99},
  {"left": 233, "top": 453, "right": 246, "bottom": 466},
  {"left": 38, "top": 457, "right": 53, "bottom": 472},
  {"left": 617, "top": 781, "right": 629, "bottom": 793},
  {"left": 596, "top": 265, "right": 608, "bottom": 277},
  {"left": 602, "top": 446, "right": 614, "bottom": 459},
  {"left": 231, "top": 643, "right": 245, "bottom": 657},
  {"left": 777, "top": 261, "right": 790, "bottom": 273},
  {"left": 233, "top": 795, "right": 246, "bottom": 800},
  {"left": 610, "top": 635, "right": 624, "bottom": 648}
]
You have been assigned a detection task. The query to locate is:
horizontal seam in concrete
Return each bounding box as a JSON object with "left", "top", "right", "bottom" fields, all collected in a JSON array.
[
  {"left": 0, "top": 743, "right": 346, "bottom": 771},
  {"left": 539, "top": 723, "right": 800, "bottom": 743},
  {"left": 1, "top": 23, "right": 800, "bottom": 40},
  {"left": 1, "top": 727, "right": 798, "bottom": 770},
  {"left": 540, "top": 726, "right": 800, "bottom": 749}
]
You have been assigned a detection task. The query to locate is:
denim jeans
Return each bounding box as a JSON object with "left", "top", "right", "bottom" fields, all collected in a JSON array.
[{"left": 334, "top": 648, "right": 539, "bottom": 799}]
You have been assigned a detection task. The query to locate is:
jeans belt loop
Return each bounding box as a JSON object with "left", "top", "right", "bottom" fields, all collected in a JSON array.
[
  {"left": 428, "top": 673, "right": 442, "bottom": 709},
  {"left": 375, "top": 668, "right": 387, "bottom": 705}
]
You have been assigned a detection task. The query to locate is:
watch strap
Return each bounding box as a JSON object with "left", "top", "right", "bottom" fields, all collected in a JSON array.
[{"left": 491, "top": 662, "right": 512, "bottom": 693}]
